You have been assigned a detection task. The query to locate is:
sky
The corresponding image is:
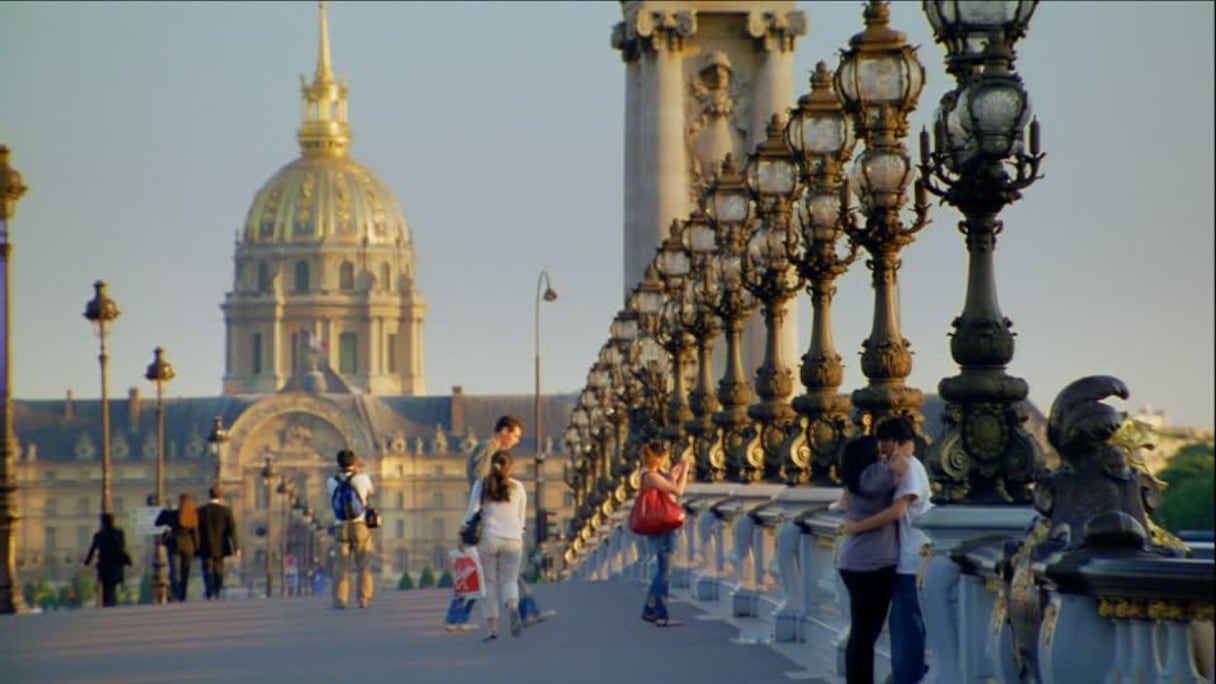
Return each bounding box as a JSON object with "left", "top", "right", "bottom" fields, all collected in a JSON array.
[{"left": 0, "top": 1, "right": 1212, "bottom": 430}]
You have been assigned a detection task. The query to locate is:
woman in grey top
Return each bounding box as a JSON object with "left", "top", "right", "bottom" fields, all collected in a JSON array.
[{"left": 837, "top": 435, "right": 905, "bottom": 684}]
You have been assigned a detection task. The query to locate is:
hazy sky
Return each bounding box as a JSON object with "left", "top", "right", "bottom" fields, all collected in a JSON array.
[{"left": 1, "top": 1, "right": 1212, "bottom": 429}]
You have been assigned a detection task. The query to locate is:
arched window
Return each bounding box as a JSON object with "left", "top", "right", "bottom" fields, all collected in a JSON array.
[
  {"left": 380, "top": 263, "right": 391, "bottom": 292},
  {"left": 257, "top": 261, "right": 271, "bottom": 292},
  {"left": 339, "top": 261, "right": 355, "bottom": 291},
  {"left": 294, "top": 261, "right": 310, "bottom": 292}
]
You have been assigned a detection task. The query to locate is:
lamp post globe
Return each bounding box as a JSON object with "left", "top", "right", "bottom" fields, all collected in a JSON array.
[
  {"left": 0, "top": 145, "right": 28, "bottom": 614},
  {"left": 83, "top": 280, "right": 120, "bottom": 517},
  {"left": 207, "top": 415, "right": 230, "bottom": 485}
]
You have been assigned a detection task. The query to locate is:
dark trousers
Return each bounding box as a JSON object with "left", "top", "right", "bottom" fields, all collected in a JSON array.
[
  {"left": 171, "top": 552, "right": 192, "bottom": 601},
  {"left": 202, "top": 557, "right": 226, "bottom": 600},
  {"left": 100, "top": 580, "right": 119, "bottom": 607},
  {"left": 890, "top": 572, "right": 927, "bottom": 684},
  {"left": 840, "top": 566, "right": 897, "bottom": 684},
  {"left": 643, "top": 531, "right": 675, "bottom": 621}
]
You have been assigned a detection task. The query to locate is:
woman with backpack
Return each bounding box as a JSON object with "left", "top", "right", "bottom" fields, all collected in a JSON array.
[{"left": 459, "top": 450, "right": 527, "bottom": 642}]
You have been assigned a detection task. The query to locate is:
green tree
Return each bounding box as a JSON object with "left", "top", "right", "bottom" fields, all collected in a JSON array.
[
  {"left": 437, "top": 569, "right": 453, "bottom": 588},
  {"left": 33, "top": 579, "right": 57, "bottom": 611},
  {"left": 397, "top": 571, "right": 415, "bottom": 591},
  {"left": 1153, "top": 443, "right": 1215, "bottom": 534},
  {"left": 418, "top": 566, "right": 436, "bottom": 588}
]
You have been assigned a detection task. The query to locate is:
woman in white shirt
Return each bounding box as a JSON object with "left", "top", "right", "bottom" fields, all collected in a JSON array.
[{"left": 461, "top": 450, "right": 527, "bottom": 641}]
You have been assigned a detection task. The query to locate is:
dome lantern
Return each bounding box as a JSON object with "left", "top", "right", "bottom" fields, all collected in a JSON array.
[{"left": 297, "top": 1, "right": 350, "bottom": 159}]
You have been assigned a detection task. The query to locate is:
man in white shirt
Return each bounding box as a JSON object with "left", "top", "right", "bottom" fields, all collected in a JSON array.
[
  {"left": 326, "top": 449, "right": 375, "bottom": 609},
  {"left": 846, "top": 417, "right": 932, "bottom": 684}
]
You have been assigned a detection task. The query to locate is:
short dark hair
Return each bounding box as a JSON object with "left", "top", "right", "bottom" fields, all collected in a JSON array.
[
  {"left": 336, "top": 449, "right": 358, "bottom": 469},
  {"left": 875, "top": 416, "right": 916, "bottom": 444},
  {"left": 208, "top": 485, "right": 222, "bottom": 500},
  {"left": 494, "top": 415, "right": 523, "bottom": 434}
]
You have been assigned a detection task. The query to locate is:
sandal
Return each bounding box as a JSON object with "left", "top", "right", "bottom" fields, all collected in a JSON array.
[{"left": 481, "top": 633, "right": 498, "bottom": 642}]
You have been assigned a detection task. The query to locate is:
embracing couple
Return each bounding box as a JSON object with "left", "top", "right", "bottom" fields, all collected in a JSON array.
[{"left": 836, "top": 416, "right": 932, "bottom": 684}]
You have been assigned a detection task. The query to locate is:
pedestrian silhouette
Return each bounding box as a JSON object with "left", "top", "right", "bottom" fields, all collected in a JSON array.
[{"left": 83, "top": 513, "right": 132, "bottom": 607}]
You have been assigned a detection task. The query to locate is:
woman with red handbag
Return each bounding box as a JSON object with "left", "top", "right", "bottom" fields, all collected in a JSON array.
[{"left": 634, "top": 442, "right": 689, "bottom": 627}]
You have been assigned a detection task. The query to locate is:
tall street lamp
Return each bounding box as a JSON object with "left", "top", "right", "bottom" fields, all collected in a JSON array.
[
  {"left": 655, "top": 220, "right": 695, "bottom": 463},
  {"left": 533, "top": 270, "right": 557, "bottom": 550},
  {"left": 144, "top": 346, "right": 175, "bottom": 604},
  {"left": 0, "top": 145, "right": 29, "bottom": 614},
  {"left": 740, "top": 115, "right": 805, "bottom": 483},
  {"left": 260, "top": 457, "right": 276, "bottom": 598},
  {"left": 920, "top": 1, "right": 1044, "bottom": 504},
  {"left": 787, "top": 61, "right": 862, "bottom": 485},
  {"left": 207, "top": 416, "right": 229, "bottom": 485},
  {"left": 681, "top": 210, "right": 723, "bottom": 482},
  {"left": 84, "top": 280, "right": 120, "bottom": 515},
  {"left": 276, "top": 476, "right": 295, "bottom": 597},
  {"left": 835, "top": 0, "right": 931, "bottom": 439},
  {"left": 700, "top": 155, "right": 760, "bottom": 483}
]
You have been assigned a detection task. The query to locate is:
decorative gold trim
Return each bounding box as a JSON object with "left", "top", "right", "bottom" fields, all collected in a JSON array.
[
  {"left": 1041, "top": 601, "right": 1058, "bottom": 646},
  {"left": 1097, "top": 597, "right": 1213, "bottom": 622}
]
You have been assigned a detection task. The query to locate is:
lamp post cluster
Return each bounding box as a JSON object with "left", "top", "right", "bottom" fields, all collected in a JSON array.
[{"left": 559, "top": 1, "right": 1043, "bottom": 570}]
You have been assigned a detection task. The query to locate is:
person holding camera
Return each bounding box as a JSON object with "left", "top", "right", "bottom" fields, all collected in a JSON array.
[{"left": 327, "top": 449, "right": 375, "bottom": 609}]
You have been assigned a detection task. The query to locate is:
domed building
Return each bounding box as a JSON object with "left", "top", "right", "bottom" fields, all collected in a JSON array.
[
  {"left": 222, "top": 4, "right": 425, "bottom": 396},
  {"left": 10, "top": 4, "right": 577, "bottom": 599}
]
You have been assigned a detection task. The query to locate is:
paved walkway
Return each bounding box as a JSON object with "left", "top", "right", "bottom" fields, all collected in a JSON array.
[{"left": 0, "top": 580, "right": 807, "bottom": 684}]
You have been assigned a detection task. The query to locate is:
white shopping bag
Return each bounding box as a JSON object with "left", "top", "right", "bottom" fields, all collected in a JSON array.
[{"left": 449, "top": 547, "right": 487, "bottom": 599}]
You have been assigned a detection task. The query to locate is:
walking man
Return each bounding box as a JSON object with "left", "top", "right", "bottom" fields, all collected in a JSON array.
[
  {"left": 198, "top": 485, "right": 240, "bottom": 601},
  {"left": 846, "top": 417, "right": 932, "bottom": 684},
  {"left": 327, "top": 449, "right": 375, "bottom": 609}
]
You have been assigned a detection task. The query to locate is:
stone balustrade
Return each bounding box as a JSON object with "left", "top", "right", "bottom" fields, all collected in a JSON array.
[{"left": 564, "top": 483, "right": 1215, "bottom": 683}]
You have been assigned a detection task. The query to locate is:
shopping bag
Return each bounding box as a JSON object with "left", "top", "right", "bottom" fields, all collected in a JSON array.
[
  {"left": 628, "top": 487, "right": 686, "bottom": 536},
  {"left": 449, "top": 547, "right": 487, "bottom": 599}
]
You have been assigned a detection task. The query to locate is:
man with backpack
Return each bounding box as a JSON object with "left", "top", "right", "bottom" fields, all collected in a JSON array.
[{"left": 327, "top": 448, "right": 375, "bottom": 609}]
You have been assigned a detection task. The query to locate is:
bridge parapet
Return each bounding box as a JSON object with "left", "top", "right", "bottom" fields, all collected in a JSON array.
[{"left": 564, "top": 484, "right": 1214, "bottom": 682}]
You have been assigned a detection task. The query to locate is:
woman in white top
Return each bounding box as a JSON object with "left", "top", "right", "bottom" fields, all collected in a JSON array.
[{"left": 460, "top": 450, "right": 527, "bottom": 641}]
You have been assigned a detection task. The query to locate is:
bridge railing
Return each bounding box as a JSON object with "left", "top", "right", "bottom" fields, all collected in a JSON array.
[{"left": 565, "top": 482, "right": 1215, "bottom": 683}]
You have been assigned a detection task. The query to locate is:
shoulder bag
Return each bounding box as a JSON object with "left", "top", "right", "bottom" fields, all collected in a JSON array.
[
  {"left": 628, "top": 481, "right": 686, "bottom": 536},
  {"left": 460, "top": 481, "right": 487, "bottom": 546}
]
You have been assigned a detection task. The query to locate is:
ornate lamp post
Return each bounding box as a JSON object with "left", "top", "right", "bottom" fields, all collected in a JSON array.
[
  {"left": 144, "top": 346, "right": 175, "bottom": 604},
  {"left": 533, "top": 270, "right": 557, "bottom": 550},
  {"left": 787, "top": 61, "right": 862, "bottom": 485},
  {"left": 260, "top": 457, "right": 276, "bottom": 598},
  {"left": 276, "top": 477, "right": 295, "bottom": 597},
  {"left": 0, "top": 145, "right": 28, "bottom": 614},
  {"left": 655, "top": 220, "right": 696, "bottom": 463},
  {"left": 681, "top": 210, "right": 724, "bottom": 482},
  {"left": 700, "top": 155, "right": 760, "bottom": 482},
  {"left": 740, "top": 115, "right": 805, "bottom": 483},
  {"left": 83, "top": 280, "right": 120, "bottom": 516},
  {"left": 920, "top": 1, "right": 1044, "bottom": 504},
  {"left": 835, "top": 0, "right": 931, "bottom": 437},
  {"left": 207, "top": 415, "right": 229, "bottom": 484}
]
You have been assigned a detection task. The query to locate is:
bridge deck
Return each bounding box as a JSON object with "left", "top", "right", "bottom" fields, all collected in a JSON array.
[{"left": 1, "top": 580, "right": 822, "bottom": 684}]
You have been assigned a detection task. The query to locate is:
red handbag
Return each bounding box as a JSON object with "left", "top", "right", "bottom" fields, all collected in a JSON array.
[{"left": 628, "top": 487, "right": 686, "bottom": 536}]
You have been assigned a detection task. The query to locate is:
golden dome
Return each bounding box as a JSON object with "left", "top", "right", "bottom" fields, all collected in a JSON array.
[{"left": 240, "top": 2, "right": 410, "bottom": 248}]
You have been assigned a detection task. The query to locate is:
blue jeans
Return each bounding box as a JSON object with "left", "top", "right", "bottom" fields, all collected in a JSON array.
[
  {"left": 889, "top": 572, "right": 927, "bottom": 684},
  {"left": 642, "top": 532, "right": 675, "bottom": 620}
]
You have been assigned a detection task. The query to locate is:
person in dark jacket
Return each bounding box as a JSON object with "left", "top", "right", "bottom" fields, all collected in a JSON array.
[
  {"left": 197, "top": 485, "right": 240, "bottom": 600},
  {"left": 83, "top": 513, "right": 131, "bottom": 607},
  {"left": 155, "top": 493, "right": 200, "bottom": 601}
]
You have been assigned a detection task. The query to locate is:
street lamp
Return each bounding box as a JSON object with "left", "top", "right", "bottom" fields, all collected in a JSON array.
[
  {"left": 835, "top": 0, "right": 931, "bottom": 438},
  {"left": 681, "top": 210, "right": 724, "bottom": 482},
  {"left": 83, "top": 280, "right": 120, "bottom": 516},
  {"left": 276, "top": 477, "right": 295, "bottom": 597},
  {"left": 260, "top": 457, "right": 276, "bottom": 598},
  {"left": 144, "top": 346, "right": 175, "bottom": 604},
  {"left": 740, "top": 114, "right": 805, "bottom": 483},
  {"left": 207, "top": 415, "right": 229, "bottom": 484},
  {"left": 699, "top": 154, "right": 759, "bottom": 482},
  {"left": 0, "top": 145, "right": 28, "bottom": 614},
  {"left": 533, "top": 270, "right": 557, "bottom": 550},
  {"left": 655, "top": 220, "right": 695, "bottom": 464},
  {"left": 920, "top": 2, "right": 1045, "bottom": 504},
  {"left": 787, "top": 61, "right": 862, "bottom": 485}
]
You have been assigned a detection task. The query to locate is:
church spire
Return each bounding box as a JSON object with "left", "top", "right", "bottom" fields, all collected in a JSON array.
[{"left": 297, "top": 1, "right": 350, "bottom": 158}]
